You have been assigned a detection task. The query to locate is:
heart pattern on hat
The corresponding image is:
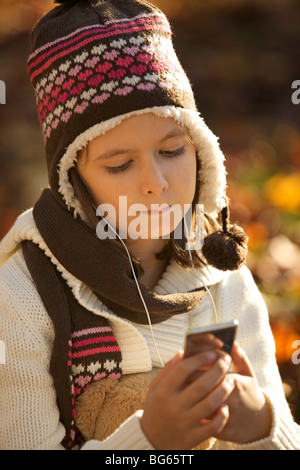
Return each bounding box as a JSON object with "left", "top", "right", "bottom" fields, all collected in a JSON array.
[{"left": 34, "top": 30, "right": 187, "bottom": 141}]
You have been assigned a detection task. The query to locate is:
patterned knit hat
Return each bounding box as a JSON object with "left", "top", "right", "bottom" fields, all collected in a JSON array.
[{"left": 27, "top": 0, "right": 248, "bottom": 270}]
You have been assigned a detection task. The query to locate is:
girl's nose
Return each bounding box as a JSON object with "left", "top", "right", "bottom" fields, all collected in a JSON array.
[{"left": 140, "top": 157, "right": 169, "bottom": 196}]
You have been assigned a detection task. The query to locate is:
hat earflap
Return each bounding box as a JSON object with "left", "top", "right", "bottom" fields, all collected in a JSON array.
[{"left": 202, "top": 199, "right": 248, "bottom": 271}]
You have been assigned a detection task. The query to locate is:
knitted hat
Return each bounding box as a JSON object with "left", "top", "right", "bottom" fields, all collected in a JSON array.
[{"left": 27, "top": 0, "right": 248, "bottom": 270}]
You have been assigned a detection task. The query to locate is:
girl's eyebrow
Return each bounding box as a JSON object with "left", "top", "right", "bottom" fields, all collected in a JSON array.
[{"left": 93, "top": 128, "right": 187, "bottom": 161}]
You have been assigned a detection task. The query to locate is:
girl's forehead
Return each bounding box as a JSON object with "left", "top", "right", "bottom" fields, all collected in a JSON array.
[{"left": 88, "top": 114, "right": 188, "bottom": 149}]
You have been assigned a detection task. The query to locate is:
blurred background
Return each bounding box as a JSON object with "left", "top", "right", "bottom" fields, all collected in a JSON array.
[{"left": 0, "top": 0, "right": 299, "bottom": 423}]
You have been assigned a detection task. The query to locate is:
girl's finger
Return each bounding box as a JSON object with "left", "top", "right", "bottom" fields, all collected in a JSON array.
[
  {"left": 188, "top": 404, "right": 230, "bottom": 447},
  {"left": 152, "top": 349, "right": 219, "bottom": 393},
  {"left": 148, "top": 350, "right": 184, "bottom": 390},
  {"left": 179, "top": 355, "right": 233, "bottom": 409},
  {"left": 231, "top": 342, "right": 256, "bottom": 378},
  {"left": 211, "top": 404, "right": 230, "bottom": 434},
  {"left": 194, "top": 375, "right": 234, "bottom": 420}
]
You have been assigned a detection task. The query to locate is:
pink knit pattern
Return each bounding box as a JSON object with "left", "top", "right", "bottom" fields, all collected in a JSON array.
[
  {"left": 68, "top": 324, "right": 121, "bottom": 447},
  {"left": 27, "top": 14, "right": 190, "bottom": 142},
  {"left": 70, "top": 326, "right": 121, "bottom": 399}
]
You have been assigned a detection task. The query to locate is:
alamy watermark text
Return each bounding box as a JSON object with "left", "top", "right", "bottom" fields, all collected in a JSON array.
[
  {"left": 0, "top": 80, "right": 5, "bottom": 104},
  {"left": 95, "top": 197, "right": 205, "bottom": 250},
  {"left": 291, "top": 80, "right": 300, "bottom": 105}
]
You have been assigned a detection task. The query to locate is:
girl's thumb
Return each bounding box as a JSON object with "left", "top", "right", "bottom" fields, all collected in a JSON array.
[{"left": 231, "top": 342, "right": 255, "bottom": 377}]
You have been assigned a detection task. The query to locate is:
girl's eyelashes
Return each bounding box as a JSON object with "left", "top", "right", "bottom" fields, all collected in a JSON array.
[
  {"left": 106, "top": 146, "right": 186, "bottom": 174},
  {"left": 160, "top": 146, "right": 185, "bottom": 157},
  {"left": 106, "top": 160, "right": 131, "bottom": 174}
]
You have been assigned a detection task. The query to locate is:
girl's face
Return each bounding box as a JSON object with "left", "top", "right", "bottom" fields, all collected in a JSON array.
[{"left": 77, "top": 112, "right": 197, "bottom": 242}]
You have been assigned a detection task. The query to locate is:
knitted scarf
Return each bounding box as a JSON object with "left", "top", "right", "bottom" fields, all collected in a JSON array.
[{"left": 21, "top": 188, "right": 207, "bottom": 448}]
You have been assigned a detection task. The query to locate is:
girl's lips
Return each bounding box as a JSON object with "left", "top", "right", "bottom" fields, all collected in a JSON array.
[{"left": 141, "top": 204, "right": 174, "bottom": 215}]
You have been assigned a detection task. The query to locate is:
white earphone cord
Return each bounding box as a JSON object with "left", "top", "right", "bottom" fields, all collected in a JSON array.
[
  {"left": 104, "top": 219, "right": 165, "bottom": 367},
  {"left": 183, "top": 216, "right": 219, "bottom": 324}
]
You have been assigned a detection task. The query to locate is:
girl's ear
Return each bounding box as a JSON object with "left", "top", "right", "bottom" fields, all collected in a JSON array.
[{"left": 201, "top": 201, "right": 248, "bottom": 271}]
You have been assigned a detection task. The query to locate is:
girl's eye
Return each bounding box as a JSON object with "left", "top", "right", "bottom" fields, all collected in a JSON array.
[
  {"left": 106, "top": 160, "right": 131, "bottom": 174},
  {"left": 105, "top": 147, "right": 185, "bottom": 174},
  {"left": 161, "top": 146, "right": 185, "bottom": 157}
]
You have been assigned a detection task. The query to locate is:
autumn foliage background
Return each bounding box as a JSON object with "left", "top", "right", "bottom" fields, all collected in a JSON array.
[{"left": 0, "top": 0, "right": 299, "bottom": 422}]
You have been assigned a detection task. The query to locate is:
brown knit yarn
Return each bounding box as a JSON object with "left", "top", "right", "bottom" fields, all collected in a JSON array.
[
  {"left": 27, "top": 0, "right": 197, "bottom": 204},
  {"left": 202, "top": 203, "right": 248, "bottom": 271}
]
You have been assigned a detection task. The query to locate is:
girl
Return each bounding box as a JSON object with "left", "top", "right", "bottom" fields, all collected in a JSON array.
[{"left": 0, "top": 0, "right": 299, "bottom": 450}]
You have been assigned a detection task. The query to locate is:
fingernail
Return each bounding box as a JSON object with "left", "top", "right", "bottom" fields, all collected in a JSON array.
[
  {"left": 206, "top": 350, "right": 217, "bottom": 362},
  {"left": 169, "top": 350, "right": 183, "bottom": 366},
  {"left": 174, "top": 349, "right": 184, "bottom": 362},
  {"left": 226, "top": 377, "right": 235, "bottom": 386},
  {"left": 177, "top": 349, "right": 184, "bottom": 358},
  {"left": 221, "top": 404, "right": 229, "bottom": 416},
  {"left": 223, "top": 354, "right": 232, "bottom": 364}
]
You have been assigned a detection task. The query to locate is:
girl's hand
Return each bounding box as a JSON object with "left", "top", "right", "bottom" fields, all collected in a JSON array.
[
  {"left": 214, "top": 343, "right": 272, "bottom": 444},
  {"left": 140, "top": 349, "right": 234, "bottom": 450}
]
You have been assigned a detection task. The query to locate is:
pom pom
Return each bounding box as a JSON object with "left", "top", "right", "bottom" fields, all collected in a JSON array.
[
  {"left": 202, "top": 204, "right": 248, "bottom": 271},
  {"left": 202, "top": 225, "right": 248, "bottom": 271}
]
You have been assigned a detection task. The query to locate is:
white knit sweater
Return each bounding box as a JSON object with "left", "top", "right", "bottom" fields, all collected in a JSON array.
[{"left": 0, "top": 209, "right": 299, "bottom": 450}]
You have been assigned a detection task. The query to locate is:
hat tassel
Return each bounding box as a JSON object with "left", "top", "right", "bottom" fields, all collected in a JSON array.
[{"left": 202, "top": 201, "right": 248, "bottom": 271}]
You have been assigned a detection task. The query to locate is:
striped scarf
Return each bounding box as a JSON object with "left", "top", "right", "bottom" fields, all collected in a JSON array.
[{"left": 22, "top": 239, "right": 122, "bottom": 449}]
